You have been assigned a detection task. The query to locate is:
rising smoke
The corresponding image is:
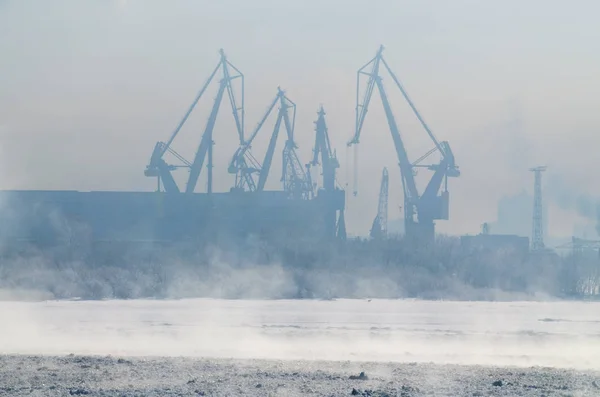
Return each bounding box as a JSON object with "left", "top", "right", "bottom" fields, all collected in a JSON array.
[{"left": 545, "top": 173, "right": 600, "bottom": 236}]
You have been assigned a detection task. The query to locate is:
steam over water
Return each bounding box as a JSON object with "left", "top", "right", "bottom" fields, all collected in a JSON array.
[{"left": 2, "top": 299, "right": 599, "bottom": 369}]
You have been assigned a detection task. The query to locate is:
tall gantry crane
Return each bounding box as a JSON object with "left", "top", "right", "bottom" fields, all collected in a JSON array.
[
  {"left": 370, "top": 167, "right": 389, "bottom": 239},
  {"left": 347, "top": 46, "right": 460, "bottom": 243},
  {"left": 308, "top": 106, "right": 346, "bottom": 238},
  {"left": 144, "top": 49, "right": 244, "bottom": 194},
  {"left": 228, "top": 88, "right": 313, "bottom": 199}
]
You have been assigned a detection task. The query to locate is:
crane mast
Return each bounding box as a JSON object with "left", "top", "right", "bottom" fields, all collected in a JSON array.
[
  {"left": 310, "top": 106, "right": 339, "bottom": 192},
  {"left": 348, "top": 46, "right": 460, "bottom": 243},
  {"left": 370, "top": 167, "right": 389, "bottom": 239},
  {"left": 278, "top": 91, "right": 313, "bottom": 199},
  {"left": 308, "top": 106, "right": 345, "bottom": 238},
  {"left": 144, "top": 49, "right": 244, "bottom": 194}
]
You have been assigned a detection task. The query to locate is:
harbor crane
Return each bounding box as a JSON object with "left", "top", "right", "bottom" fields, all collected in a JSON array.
[
  {"left": 370, "top": 167, "right": 389, "bottom": 239},
  {"left": 347, "top": 46, "right": 460, "bottom": 243},
  {"left": 308, "top": 106, "right": 346, "bottom": 238},
  {"left": 310, "top": 106, "right": 339, "bottom": 192},
  {"left": 144, "top": 49, "right": 244, "bottom": 194},
  {"left": 228, "top": 88, "right": 313, "bottom": 199}
]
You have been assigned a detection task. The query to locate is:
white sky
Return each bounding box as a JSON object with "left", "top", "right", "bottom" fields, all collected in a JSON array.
[{"left": 1, "top": 0, "right": 600, "bottom": 236}]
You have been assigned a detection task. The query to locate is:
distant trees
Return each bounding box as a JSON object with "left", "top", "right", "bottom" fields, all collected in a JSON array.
[{"left": 0, "top": 234, "right": 598, "bottom": 300}]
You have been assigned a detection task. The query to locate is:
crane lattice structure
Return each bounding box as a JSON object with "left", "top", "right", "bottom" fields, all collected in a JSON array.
[
  {"left": 370, "top": 167, "right": 389, "bottom": 239},
  {"left": 310, "top": 106, "right": 339, "bottom": 192},
  {"left": 347, "top": 46, "right": 460, "bottom": 243},
  {"left": 308, "top": 106, "right": 346, "bottom": 238},
  {"left": 530, "top": 166, "right": 547, "bottom": 251},
  {"left": 228, "top": 88, "right": 313, "bottom": 199},
  {"left": 145, "top": 49, "right": 244, "bottom": 194}
]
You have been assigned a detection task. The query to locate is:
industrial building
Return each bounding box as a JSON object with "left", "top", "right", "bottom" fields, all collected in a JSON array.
[
  {"left": 0, "top": 189, "right": 342, "bottom": 244},
  {"left": 460, "top": 166, "right": 555, "bottom": 256},
  {"left": 461, "top": 231, "right": 530, "bottom": 255}
]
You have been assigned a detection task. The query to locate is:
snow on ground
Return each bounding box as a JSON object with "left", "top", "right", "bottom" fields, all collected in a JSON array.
[
  {"left": 2, "top": 354, "right": 600, "bottom": 396},
  {"left": 1, "top": 299, "right": 600, "bottom": 395}
]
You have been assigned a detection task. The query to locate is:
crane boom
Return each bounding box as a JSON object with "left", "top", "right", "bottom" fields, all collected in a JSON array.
[
  {"left": 375, "top": 77, "right": 419, "bottom": 205},
  {"left": 185, "top": 80, "right": 227, "bottom": 194},
  {"left": 380, "top": 57, "right": 444, "bottom": 155},
  {"left": 257, "top": 110, "right": 284, "bottom": 191},
  {"left": 221, "top": 57, "right": 245, "bottom": 144},
  {"left": 160, "top": 62, "right": 222, "bottom": 157}
]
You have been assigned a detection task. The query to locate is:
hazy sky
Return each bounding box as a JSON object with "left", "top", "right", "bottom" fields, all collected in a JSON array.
[{"left": 1, "top": 0, "right": 600, "bottom": 236}]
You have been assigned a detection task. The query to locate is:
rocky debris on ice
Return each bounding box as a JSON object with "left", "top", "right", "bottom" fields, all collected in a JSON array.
[{"left": 0, "top": 354, "right": 598, "bottom": 396}]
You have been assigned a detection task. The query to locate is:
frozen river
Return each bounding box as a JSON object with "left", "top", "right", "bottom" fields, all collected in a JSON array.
[{"left": 2, "top": 298, "right": 600, "bottom": 369}]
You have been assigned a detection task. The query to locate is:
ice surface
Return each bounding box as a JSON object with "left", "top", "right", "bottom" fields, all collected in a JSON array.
[{"left": 2, "top": 298, "right": 599, "bottom": 369}]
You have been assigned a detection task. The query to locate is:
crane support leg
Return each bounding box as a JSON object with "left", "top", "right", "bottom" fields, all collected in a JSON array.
[
  {"left": 159, "top": 163, "right": 180, "bottom": 193},
  {"left": 257, "top": 112, "right": 284, "bottom": 191}
]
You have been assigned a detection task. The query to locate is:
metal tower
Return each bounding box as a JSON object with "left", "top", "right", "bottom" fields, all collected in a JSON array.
[
  {"left": 530, "top": 166, "right": 547, "bottom": 250},
  {"left": 308, "top": 106, "right": 345, "bottom": 239}
]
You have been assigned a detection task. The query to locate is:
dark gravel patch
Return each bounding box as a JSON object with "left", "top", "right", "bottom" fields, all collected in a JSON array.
[{"left": 0, "top": 354, "right": 599, "bottom": 396}]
